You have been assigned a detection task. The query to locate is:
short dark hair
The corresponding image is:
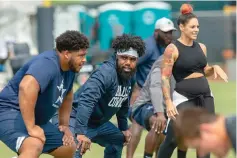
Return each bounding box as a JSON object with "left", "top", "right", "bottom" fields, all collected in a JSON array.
[
  {"left": 56, "top": 30, "right": 89, "bottom": 52},
  {"left": 177, "top": 4, "right": 197, "bottom": 26},
  {"left": 173, "top": 107, "right": 218, "bottom": 143},
  {"left": 112, "top": 34, "right": 145, "bottom": 57}
]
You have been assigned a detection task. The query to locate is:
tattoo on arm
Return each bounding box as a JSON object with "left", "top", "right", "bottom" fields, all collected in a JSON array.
[{"left": 161, "top": 44, "right": 175, "bottom": 101}]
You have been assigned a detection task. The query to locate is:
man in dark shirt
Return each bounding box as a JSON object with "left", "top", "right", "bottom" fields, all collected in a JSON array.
[
  {"left": 0, "top": 30, "right": 89, "bottom": 158},
  {"left": 173, "top": 107, "right": 236, "bottom": 158},
  {"left": 135, "top": 17, "right": 176, "bottom": 90}
]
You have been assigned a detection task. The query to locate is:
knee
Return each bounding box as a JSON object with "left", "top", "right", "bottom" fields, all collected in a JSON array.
[
  {"left": 104, "top": 145, "right": 123, "bottom": 158},
  {"left": 33, "top": 140, "right": 44, "bottom": 154},
  {"left": 105, "top": 145, "right": 123, "bottom": 154},
  {"left": 131, "top": 121, "right": 143, "bottom": 137},
  {"left": 149, "top": 127, "right": 157, "bottom": 135},
  {"left": 53, "top": 144, "right": 76, "bottom": 158},
  {"left": 64, "top": 143, "right": 77, "bottom": 156},
  {"left": 19, "top": 137, "right": 44, "bottom": 157},
  {"left": 148, "top": 115, "right": 156, "bottom": 127},
  {"left": 147, "top": 129, "right": 161, "bottom": 139}
]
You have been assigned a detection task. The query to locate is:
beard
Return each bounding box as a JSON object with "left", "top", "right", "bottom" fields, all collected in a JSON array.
[
  {"left": 68, "top": 58, "right": 79, "bottom": 73},
  {"left": 156, "top": 34, "right": 169, "bottom": 47},
  {"left": 116, "top": 61, "right": 136, "bottom": 81}
]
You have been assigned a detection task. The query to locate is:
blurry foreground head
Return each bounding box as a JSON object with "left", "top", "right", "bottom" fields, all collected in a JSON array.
[
  {"left": 173, "top": 107, "right": 236, "bottom": 158},
  {"left": 112, "top": 34, "right": 145, "bottom": 80}
]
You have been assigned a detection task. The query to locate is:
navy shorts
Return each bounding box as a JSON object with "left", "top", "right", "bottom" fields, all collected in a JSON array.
[
  {"left": 0, "top": 109, "right": 64, "bottom": 154},
  {"left": 132, "top": 104, "right": 154, "bottom": 131},
  {"left": 51, "top": 108, "right": 77, "bottom": 134}
]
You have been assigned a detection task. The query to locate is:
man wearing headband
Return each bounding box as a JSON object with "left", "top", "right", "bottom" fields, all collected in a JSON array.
[
  {"left": 57, "top": 34, "right": 145, "bottom": 158},
  {"left": 127, "top": 17, "right": 177, "bottom": 158}
]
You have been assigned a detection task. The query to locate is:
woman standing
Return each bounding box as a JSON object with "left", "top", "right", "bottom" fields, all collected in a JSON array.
[{"left": 158, "top": 3, "right": 228, "bottom": 158}]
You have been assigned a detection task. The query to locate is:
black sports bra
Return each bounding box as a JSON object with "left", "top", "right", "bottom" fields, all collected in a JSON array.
[{"left": 172, "top": 40, "right": 207, "bottom": 83}]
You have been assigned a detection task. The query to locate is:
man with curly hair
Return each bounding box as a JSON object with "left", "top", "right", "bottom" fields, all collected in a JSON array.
[
  {"left": 68, "top": 34, "right": 145, "bottom": 158},
  {"left": 0, "top": 30, "right": 89, "bottom": 158}
]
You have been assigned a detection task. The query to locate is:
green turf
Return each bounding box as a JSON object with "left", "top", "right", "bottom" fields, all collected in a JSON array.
[{"left": 1, "top": 81, "right": 236, "bottom": 158}]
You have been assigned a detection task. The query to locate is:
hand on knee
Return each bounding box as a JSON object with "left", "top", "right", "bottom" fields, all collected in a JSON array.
[
  {"left": 149, "top": 115, "right": 166, "bottom": 134},
  {"left": 105, "top": 145, "right": 123, "bottom": 157}
]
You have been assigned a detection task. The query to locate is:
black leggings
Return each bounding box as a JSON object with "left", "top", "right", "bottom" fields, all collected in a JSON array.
[{"left": 157, "top": 96, "right": 215, "bottom": 158}]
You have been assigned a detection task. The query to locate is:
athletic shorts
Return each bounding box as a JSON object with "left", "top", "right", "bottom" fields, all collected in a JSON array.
[
  {"left": 51, "top": 108, "right": 77, "bottom": 134},
  {"left": 0, "top": 109, "right": 64, "bottom": 154},
  {"left": 132, "top": 103, "right": 154, "bottom": 131}
]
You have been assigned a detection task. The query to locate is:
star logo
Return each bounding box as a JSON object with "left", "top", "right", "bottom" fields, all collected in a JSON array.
[{"left": 53, "top": 80, "right": 66, "bottom": 108}]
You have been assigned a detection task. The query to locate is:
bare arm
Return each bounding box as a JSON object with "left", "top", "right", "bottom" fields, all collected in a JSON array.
[
  {"left": 58, "top": 89, "right": 73, "bottom": 126},
  {"left": 19, "top": 75, "right": 40, "bottom": 131},
  {"left": 199, "top": 43, "right": 228, "bottom": 82},
  {"left": 161, "top": 44, "right": 177, "bottom": 104},
  {"left": 161, "top": 44, "right": 179, "bottom": 119},
  {"left": 199, "top": 43, "right": 214, "bottom": 77}
]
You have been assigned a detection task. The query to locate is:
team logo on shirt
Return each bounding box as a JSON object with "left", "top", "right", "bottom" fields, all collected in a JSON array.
[
  {"left": 108, "top": 86, "right": 131, "bottom": 108},
  {"left": 52, "top": 79, "right": 66, "bottom": 108}
]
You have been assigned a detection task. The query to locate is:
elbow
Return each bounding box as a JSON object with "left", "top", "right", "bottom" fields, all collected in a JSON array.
[
  {"left": 19, "top": 81, "right": 28, "bottom": 94},
  {"left": 64, "top": 91, "right": 73, "bottom": 103},
  {"left": 19, "top": 80, "right": 33, "bottom": 93},
  {"left": 204, "top": 69, "right": 212, "bottom": 77},
  {"left": 19, "top": 77, "right": 40, "bottom": 96},
  {"left": 161, "top": 76, "right": 167, "bottom": 85},
  {"left": 161, "top": 76, "right": 166, "bottom": 81}
]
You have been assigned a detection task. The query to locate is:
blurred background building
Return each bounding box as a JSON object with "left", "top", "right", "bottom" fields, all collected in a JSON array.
[{"left": 0, "top": 0, "right": 236, "bottom": 90}]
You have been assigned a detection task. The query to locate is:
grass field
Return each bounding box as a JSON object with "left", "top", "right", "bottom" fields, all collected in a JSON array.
[{"left": 0, "top": 81, "right": 236, "bottom": 158}]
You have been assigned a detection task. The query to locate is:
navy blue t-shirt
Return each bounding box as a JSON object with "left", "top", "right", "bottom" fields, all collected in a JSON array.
[{"left": 0, "top": 50, "right": 75, "bottom": 125}]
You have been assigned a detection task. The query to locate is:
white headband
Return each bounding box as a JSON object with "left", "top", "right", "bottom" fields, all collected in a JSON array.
[{"left": 117, "top": 47, "right": 138, "bottom": 58}]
